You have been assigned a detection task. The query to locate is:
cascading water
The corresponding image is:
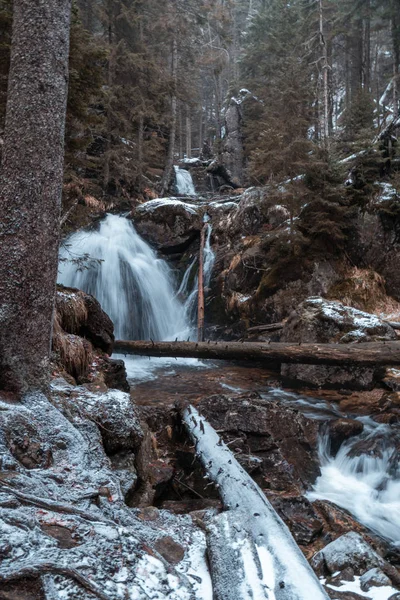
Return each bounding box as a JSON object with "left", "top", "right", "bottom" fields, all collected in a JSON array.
[
  {"left": 58, "top": 214, "right": 191, "bottom": 342},
  {"left": 308, "top": 419, "right": 400, "bottom": 546},
  {"left": 182, "top": 224, "right": 215, "bottom": 324},
  {"left": 174, "top": 166, "right": 196, "bottom": 195},
  {"left": 58, "top": 212, "right": 215, "bottom": 380}
]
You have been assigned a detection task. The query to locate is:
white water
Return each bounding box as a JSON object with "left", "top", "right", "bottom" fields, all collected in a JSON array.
[
  {"left": 175, "top": 166, "right": 196, "bottom": 195},
  {"left": 58, "top": 214, "right": 191, "bottom": 341},
  {"left": 183, "top": 224, "right": 215, "bottom": 325},
  {"left": 308, "top": 420, "right": 400, "bottom": 546},
  {"left": 58, "top": 213, "right": 215, "bottom": 380}
]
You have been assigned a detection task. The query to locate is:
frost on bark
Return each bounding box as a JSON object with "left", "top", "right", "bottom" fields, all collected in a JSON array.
[{"left": 0, "top": 0, "right": 72, "bottom": 393}]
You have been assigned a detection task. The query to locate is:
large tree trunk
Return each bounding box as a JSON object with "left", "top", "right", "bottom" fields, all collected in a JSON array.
[
  {"left": 160, "top": 33, "right": 178, "bottom": 197},
  {"left": 0, "top": 0, "right": 72, "bottom": 393},
  {"left": 114, "top": 339, "right": 400, "bottom": 367}
]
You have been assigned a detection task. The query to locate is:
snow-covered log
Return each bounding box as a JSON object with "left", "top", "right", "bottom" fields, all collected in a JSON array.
[{"left": 181, "top": 405, "right": 329, "bottom": 600}]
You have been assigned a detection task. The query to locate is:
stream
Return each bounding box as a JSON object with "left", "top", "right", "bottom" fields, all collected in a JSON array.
[{"left": 58, "top": 169, "right": 400, "bottom": 555}]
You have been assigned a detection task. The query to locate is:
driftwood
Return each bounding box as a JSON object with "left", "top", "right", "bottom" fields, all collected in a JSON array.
[
  {"left": 181, "top": 405, "right": 329, "bottom": 600},
  {"left": 114, "top": 339, "right": 400, "bottom": 367}
]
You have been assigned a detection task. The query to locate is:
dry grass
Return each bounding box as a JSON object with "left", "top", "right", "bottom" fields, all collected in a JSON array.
[
  {"left": 56, "top": 290, "right": 88, "bottom": 335},
  {"left": 53, "top": 314, "right": 93, "bottom": 380},
  {"left": 328, "top": 267, "right": 400, "bottom": 319}
]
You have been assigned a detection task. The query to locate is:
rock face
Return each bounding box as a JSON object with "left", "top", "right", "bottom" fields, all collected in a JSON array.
[
  {"left": 133, "top": 198, "right": 202, "bottom": 251},
  {"left": 280, "top": 297, "right": 396, "bottom": 389}
]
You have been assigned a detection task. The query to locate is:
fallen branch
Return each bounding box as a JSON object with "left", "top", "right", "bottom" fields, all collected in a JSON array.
[
  {"left": 0, "top": 483, "right": 111, "bottom": 524},
  {"left": 114, "top": 339, "right": 400, "bottom": 367}
]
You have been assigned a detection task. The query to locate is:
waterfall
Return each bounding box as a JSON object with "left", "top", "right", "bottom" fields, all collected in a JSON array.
[
  {"left": 174, "top": 166, "right": 196, "bottom": 195},
  {"left": 308, "top": 420, "right": 400, "bottom": 545},
  {"left": 58, "top": 214, "right": 191, "bottom": 341}
]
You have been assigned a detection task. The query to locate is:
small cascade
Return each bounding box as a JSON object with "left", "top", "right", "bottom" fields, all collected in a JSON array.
[
  {"left": 308, "top": 420, "right": 400, "bottom": 545},
  {"left": 58, "top": 214, "right": 191, "bottom": 342},
  {"left": 174, "top": 166, "right": 196, "bottom": 195},
  {"left": 182, "top": 224, "right": 215, "bottom": 325}
]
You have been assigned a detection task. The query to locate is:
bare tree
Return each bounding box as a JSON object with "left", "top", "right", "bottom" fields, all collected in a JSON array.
[{"left": 0, "top": 0, "right": 72, "bottom": 393}]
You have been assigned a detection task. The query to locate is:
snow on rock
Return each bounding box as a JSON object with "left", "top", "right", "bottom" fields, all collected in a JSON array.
[
  {"left": 52, "top": 378, "right": 144, "bottom": 454},
  {"left": 280, "top": 297, "right": 397, "bottom": 390},
  {"left": 0, "top": 388, "right": 210, "bottom": 599},
  {"left": 311, "top": 532, "right": 384, "bottom": 576},
  {"left": 374, "top": 182, "right": 399, "bottom": 204},
  {"left": 321, "top": 575, "right": 399, "bottom": 600},
  {"left": 137, "top": 197, "right": 199, "bottom": 215},
  {"left": 182, "top": 405, "right": 329, "bottom": 600}
]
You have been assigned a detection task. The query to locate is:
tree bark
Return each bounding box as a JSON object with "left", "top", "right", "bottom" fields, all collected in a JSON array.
[
  {"left": 197, "top": 224, "right": 206, "bottom": 342},
  {"left": 0, "top": 0, "right": 72, "bottom": 393},
  {"left": 160, "top": 33, "right": 178, "bottom": 197},
  {"left": 114, "top": 340, "right": 400, "bottom": 367}
]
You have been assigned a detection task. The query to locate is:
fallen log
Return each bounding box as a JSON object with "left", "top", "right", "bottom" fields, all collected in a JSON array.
[
  {"left": 114, "top": 339, "right": 400, "bottom": 367},
  {"left": 181, "top": 405, "right": 329, "bottom": 600}
]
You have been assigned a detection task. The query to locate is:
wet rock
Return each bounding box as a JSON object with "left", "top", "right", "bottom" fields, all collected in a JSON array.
[
  {"left": 383, "top": 369, "right": 400, "bottom": 392},
  {"left": 198, "top": 392, "right": 320, "bottom": 493},
  {"left": 327, "top": 419, "right": 364, "bottom": 456},
  {"left": 268, "top": 495, "right": 324, "bottom": 545},
  {"left": 154, "top": 536, "right": 185, "bottom": 565},
  {"left": 311, "top": 532, "right": 384, "bottom": 576},
  {"left": 360, "top": 568, "right": 392, "bottom": 591},
  {"left": 103, "top": 358, "right": 130, "bottom": 392},
  {"left": 133, "top": 198, "right": 201, "bottom": 250},
  {"left": 281, "top": 297, "right": 396, "bottom": 390}
]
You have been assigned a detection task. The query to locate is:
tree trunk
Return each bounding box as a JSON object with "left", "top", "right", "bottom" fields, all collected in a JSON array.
[
  {"left": 113, "top": 340, "right": 400, "bottom": 367},
  {"left": 0, "top": 0, "right": 72, "bottom": 393},
  {"left": 186, "top": 108, "right": 192, "bottom": 158},
  {"left": 197, "top": 225, "right": 206, "bottom": 342},
  {"left": 160, "top": 34, "right": 178, "bottom": 197}
]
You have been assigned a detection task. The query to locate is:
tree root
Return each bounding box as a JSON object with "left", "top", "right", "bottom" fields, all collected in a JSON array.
[
  {"left": 0, "top": 482, "right": 112, "bottom": 524},
  {"left": 0, "top": 562, "right": 110, "bottom": 600}
]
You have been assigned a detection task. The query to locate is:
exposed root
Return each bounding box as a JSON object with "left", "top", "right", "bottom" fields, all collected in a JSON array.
[{"left": 0, "top": 562, "right": 110, "bottom": 600}]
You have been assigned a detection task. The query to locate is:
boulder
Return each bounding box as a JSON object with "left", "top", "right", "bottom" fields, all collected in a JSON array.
[
  {"left": 360, "top": 568, "right": 392, "bottom": 591},
  {"left": 197, "top": 392, "right": 321, "bottom": 494},
  {"left": 327, "top": 419, "right": 364, "bottom": 456},
  {"left": 311, "top": 532, "right": 384, "bottom": 576},
  {"left": 133, "top": 198, "right": 201, "bottom": 251},
  {"left": 55, "top": 380, "right": 144, "bottom": 455},
  {"left": 281, "top": 297, "right": 396, "bottom": 390}
]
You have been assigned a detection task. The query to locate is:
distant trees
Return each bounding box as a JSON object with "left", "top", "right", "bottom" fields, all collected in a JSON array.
[{"left": 0, "top": 0, "right": 72, "bottom": 392}]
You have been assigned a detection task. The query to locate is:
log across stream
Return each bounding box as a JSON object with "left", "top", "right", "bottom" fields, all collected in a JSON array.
[{"left": 115, "top": 339, "right": 400, "bottom": 367}]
